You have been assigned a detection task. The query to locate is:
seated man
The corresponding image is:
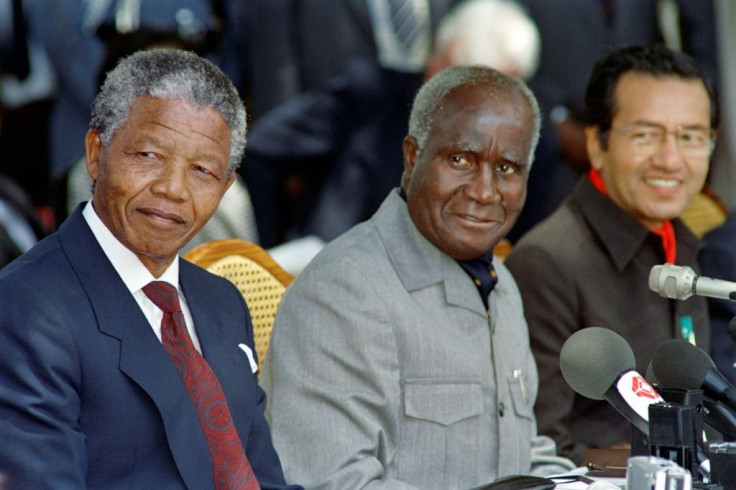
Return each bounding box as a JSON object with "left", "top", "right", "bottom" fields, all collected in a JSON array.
[
  {"left": 0, "top": 175, "right": 45, "bottom": 267},
  {"left": 0, "top": 49, "right": 297, "bottom": 489},
  {"left": 505, "top": 44, "right": 717, "bottom": 464},
  {"left": 261, "top": 65, "right": 575, "bottom": 489}
]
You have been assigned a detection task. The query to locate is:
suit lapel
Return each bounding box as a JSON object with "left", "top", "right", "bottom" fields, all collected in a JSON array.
[{"left": 58, "top": 206, "right": 215, "bottom": 489}]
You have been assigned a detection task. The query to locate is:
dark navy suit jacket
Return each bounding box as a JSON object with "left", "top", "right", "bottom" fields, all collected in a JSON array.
[
  {"left": 0, "top": 205, "right": 296, "bottom": 489},
  {"left": 700, "top": 211, "right": 736, "bottom": 387}
]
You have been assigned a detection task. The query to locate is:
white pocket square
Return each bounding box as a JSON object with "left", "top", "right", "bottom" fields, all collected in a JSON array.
[{"left": 238, "top": 343, "right": 258, "bottom": 373}]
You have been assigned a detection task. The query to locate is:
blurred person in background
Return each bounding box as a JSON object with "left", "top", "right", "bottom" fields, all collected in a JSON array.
[
  {"left": 0, "top": 1, "right": 46, "bottom": 267},
  {"left": 241, "top": 0, "right": 542, "bottom": 248},
  {"left": 221, "top": 0, "right": 460, "bottom": 121}
]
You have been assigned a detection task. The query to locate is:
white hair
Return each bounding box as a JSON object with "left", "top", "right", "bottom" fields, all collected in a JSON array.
[
  {"left": 433, "top": 0, "right": 540, "bottom": 80},
  {"left": 409, "top": 65, "right": 541, "bottom": 165},
  {"left": 91, "top": 49, "right": 246, "bottom": 176}
]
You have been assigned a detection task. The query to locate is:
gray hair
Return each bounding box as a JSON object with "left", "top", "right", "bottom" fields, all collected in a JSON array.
[
  {"left": 90, "top": 48, "right": 246, "bottom": 175},
  {"left": 433, "top": 0, "right": 540, "bottom": 80},
  {"left": 408, "top": 65, "right": 541, "bottom": 165}
]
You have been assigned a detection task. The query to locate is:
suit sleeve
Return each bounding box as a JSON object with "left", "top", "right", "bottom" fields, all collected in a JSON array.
[
  {"left": 505, "top": 244, "right": 585, "bottom": 464},
  {"left": 0, "top": 281, "right": 88, "bottom": 488},
  {"left": 260, "top": 257, "right": 421, "bottom": 489},
  {"left": 243, "top": 376, "right": 304, "bottom": 490}
]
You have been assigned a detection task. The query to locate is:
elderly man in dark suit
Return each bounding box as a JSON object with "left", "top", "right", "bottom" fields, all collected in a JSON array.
[{"left": 0, "top": 49, "right": 297, "bottom": 490}]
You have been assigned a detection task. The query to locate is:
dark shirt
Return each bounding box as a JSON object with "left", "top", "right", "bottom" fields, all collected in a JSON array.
[
  {"left": 398, "top": 187, "right": 498, "bottom": 310},
  {"left": 505, "top": 176, "right": 709, "bottom": 464}
]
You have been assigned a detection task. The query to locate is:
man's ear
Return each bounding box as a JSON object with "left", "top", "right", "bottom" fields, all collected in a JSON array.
[
  {"left": 85, "top": 129, "right": 103, "bottom": 182},
  {"left": 401, "top": 135, "right": 419, "bottom": 191},
  {"left": 585, "top": 126, "right": 604, "bottom": 171},
  {"left": 224, "top": 171, "right": 237, "bottom": 192}
]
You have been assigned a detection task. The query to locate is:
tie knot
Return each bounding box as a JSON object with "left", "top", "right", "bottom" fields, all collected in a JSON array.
[{"left": 142, "top": 281, "right": 182, "bottom": 313}]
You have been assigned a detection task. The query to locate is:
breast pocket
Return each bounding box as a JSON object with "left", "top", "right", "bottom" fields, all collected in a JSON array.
[
  {"left": 398, "top": 381, "right": 484, "bottom": 488},
  {"left": 505, "top": 368, "right": 536, "bottom": 455},
  {"left": 404, "top": 381, "right": 483, "bottom": 425},
  {"left": 507, "top": 369, "right": 534, "bottom": 420}
]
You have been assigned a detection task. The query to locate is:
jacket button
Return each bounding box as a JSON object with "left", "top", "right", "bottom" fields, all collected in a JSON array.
[{"left": 498, "top": 402, "right": 505, "bottom": 417}]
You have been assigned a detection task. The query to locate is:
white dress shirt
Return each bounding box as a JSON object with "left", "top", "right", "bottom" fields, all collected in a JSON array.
[{"left": 82, "top": 201, "right": 202, "bottom": 352}]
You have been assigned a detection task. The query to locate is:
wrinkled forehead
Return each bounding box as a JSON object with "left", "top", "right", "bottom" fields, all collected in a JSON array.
[
  {"left": 431, "top": 84, "right": 532, "bottom": 136},
  {"left": 439, "top": 83, "right": 529, "bottom": 119}
]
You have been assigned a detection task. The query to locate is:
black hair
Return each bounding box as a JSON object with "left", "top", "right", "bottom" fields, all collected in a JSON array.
[{"left": 583, "top": 44, "right": 718, "bottom": 149}]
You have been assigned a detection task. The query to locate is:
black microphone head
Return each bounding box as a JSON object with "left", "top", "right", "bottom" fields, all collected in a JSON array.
[
  {"left": 729, "top": 316, "right": 736, "bottom": 342},
  {"left": 645, "top": 360, "right": 659, "bottom": 387},
  {"left": 651, "top": 339, "right": 714, "bottom": 389},
  {"left": 560, "top": 327, "right": 636, "bottom": 400}
]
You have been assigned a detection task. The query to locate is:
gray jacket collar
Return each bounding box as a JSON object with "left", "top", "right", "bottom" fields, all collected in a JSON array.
[{"left": 372, "top": 189, "right": 504, "bottom": 317}]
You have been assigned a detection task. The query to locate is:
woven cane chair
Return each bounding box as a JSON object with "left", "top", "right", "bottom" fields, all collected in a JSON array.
[{"left": 183, "top": 239, "right": 293, "bottom": 375}]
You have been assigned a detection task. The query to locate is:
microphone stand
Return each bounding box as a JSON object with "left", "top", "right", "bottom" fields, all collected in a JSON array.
[
  {"left": 648, "top": 388, "right": 727, "bottom": 488},
  {"left": 702, "top": 396, "right": 736, "bottom": 441},
  {"left": 727, "top": 316, "right": 736, "bottom": 343},
  {"left": 650, "top": 389, "right": 703, "bottom": 482}
]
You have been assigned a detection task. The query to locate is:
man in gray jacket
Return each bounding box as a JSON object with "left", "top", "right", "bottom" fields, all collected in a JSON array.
[{"left": 260, "top": 65, "right": 574, "bottom": 489}]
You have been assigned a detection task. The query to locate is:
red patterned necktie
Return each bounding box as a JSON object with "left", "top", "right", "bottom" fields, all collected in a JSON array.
[{"left": 142, "top": 281, "right": 260, "bottom": 490}]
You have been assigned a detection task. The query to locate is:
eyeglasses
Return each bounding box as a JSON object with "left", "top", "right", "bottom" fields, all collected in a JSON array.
[{"left": 609, "top": 124, "right": 716, "bottom": 157}]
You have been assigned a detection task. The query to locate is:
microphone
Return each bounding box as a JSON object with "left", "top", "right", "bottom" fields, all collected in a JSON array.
[
  {"left": 562, "top": 329, "right": 712, "bottom": 480},
  {"left": 649, "top": 263, "right": 736, "bottom": 301},
  {"left": 560, "top": 327, "right": 664, "bottom": 435},
  {"left": 651, "top": 339, "right": 736, "bottom": 411},
  {"left": 645, "top": 360, "right": 659, "bottom": 386}
]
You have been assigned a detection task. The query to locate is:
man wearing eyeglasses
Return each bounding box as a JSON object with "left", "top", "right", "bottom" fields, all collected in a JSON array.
[{"left": 505, "top": 44, "right": 717, "bottom": 465}]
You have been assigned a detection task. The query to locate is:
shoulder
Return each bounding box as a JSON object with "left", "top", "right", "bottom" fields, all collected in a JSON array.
[
  {"left": 0, "top": 232, "right": 69, "bottom": 293},
  {"left": 507, "top": 201, "right": 589, "bottom": 264},
  {"left": 504, "top": 202, "right": 600, "bottom": 296},
  {"left": 291, "top": 221, "right": 391, "bottom": 292}
]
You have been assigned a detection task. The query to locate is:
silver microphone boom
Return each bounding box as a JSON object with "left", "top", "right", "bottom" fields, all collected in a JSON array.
[{"left": 649, "top": 263, "right": 736, "bottom": 301}]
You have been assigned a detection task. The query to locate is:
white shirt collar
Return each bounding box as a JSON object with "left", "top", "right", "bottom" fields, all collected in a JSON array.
[{"left": 82, "top": 201, "right": 180, "bottom": 293}]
